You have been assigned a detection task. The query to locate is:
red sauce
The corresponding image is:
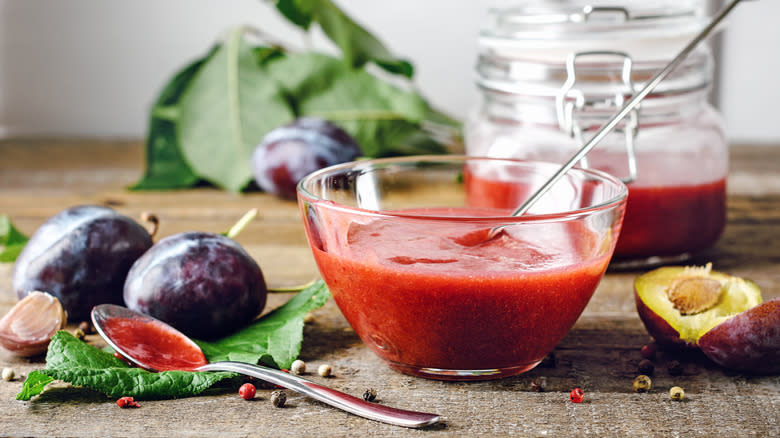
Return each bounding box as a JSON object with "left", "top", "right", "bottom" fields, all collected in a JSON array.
[
  {"left": 309, "top": 207, "right": 612, "bottom": 378},
  {"left": 101, "top": 317, "right": 207, "bottom": 372},
  {"left": 614, "top": 179, "right": 726, "bottom": 257},
  {"left": 464, "top": 169, "right": 725, "bottom": 259}
]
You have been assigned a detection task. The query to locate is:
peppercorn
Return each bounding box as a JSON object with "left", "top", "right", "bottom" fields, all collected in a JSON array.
[
  {"left": 116, "top": 396, "right": 141, "bottom": 408},
  {"left": 363, "top": 388, "right": 377, "bottom": 402},
  {"left": 291, "top": 359, "right": 306, "bottom": 375},
  {"left": 640, "top": 344, "right": 657, "bottom": 360},
  {"left": 317, "top": 364, "right": 332, "bottom": 377},
  {"left": 638, "top": 359, "right": 655, "bottom": 375},
  {"left": 2, "top": 368, "right": 15, "bottom": 382},
  {"left": 78, "top": 321, "right": 94, "bottom": 335},
  {"left": 568, "top": 387, "right": 584, "bottom": 403},
  {"left": 669, "top": 386, "right": 685, "bottom": 401},
  {"left": 668, "top": 360, "right": 683, "bottom": 376},
  {"left": 238, "top": 383, "right": 256, "bottom": 400},
  {"left": 633, "top": 375, "right": 652, "bottom": 393},
  {"left": 530, "top": 377, "right": 547, "bottom": 392},
  {"left": 270, "top": 390, "right": 287, "bottom": 408}
]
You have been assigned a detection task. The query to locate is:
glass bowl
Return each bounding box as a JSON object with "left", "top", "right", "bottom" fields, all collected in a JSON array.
[{"left": 297, "top": 156, "right": 627, "bottom": 380}]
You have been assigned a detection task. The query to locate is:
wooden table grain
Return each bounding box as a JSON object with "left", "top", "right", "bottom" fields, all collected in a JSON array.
[{"left": 0, "top": 140, "right": 778, "bottom": 437}]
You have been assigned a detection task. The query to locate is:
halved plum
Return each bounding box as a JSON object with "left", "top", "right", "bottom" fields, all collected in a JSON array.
[
  {"left": 634, "top": 264, "right": 778, "bottom": 374},
  {"left": 635, "top": 264, "right": 762, "bottom": 349}
]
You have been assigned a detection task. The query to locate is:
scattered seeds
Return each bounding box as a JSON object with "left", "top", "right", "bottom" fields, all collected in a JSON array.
[
  {"left": 73, "top": 328, "right": 86, "bottom": 341},
  {"left": 271, "top": 390, "right": 287, "bottom": 408},
  {"left": 239, "top": 383, "right": 256, "bottom": 400},
  {"left": 669, "top": 386, "right": 685, "bottom": 401},
  {"left": 530, "top": 377, "right": 547, "bottom": 392},
  {"left": 569, "top": 387, "right": 584, "bottom": 403},
  {"left": 668, "top": 360, "right": 683, "bottom": 376},
  {"left": 2, "top": 368, "right": 15, "bottom": 381},
  {"left": 291, "top": 359, "right": 306, "bottom": 375},
  {"left": 78, "top": 321, "right": 94, "bottom": 335},
  {"left": 640, "top": 344, "right": 657, "bottom": 360},
  {"left": 317, "top": 364, "right": 332, "bottom": 377},
  {"left": 638, "top": 359, "right": 655, "bottom": 375},
  {"left": 116, "top": 396, "right": 141, "bottom": 408},
  {"left": 363, "top": 388, "right": 377, "bottom": 402},
  {"left": 633, "top": 375, "right": 652, "bottom": 393}
]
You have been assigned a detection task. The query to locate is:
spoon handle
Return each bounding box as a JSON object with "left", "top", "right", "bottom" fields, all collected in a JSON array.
[{"left": 198, "top": 361, "right": 440, "bottom": 428}]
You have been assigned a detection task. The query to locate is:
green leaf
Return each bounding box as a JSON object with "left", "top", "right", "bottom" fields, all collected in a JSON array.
[
  {"left": 176, "top": 27, "right": 295, "bottom": 193},
  {"left": 17, "top": 331, "right": 238, "bottom": 401},
  {"left": 273, "top": 0, "right": 412, "bottom": 77},
  {"left": 312, "top": 0, "right": 413, "bottom": 77},
  {"left": 15, "top": 371, "right": 53, "bottom": 401},
  {"left": 198, "top": 280, "right": 331, "bottom": 369},
  {"left": 253, "top": 46, "right": 287, "bottom": 66},
  {"left": 130, "top": 51, "right": 214, "bottom": 190},
  {"left": 266, "top": 52, "right": 448, "bottom": 157},
  {"left": 0, "top": 214, "right": 29, "bottom": 262},
  {"left": 275, "top": 0, "right": 316, "bottom": 30}
]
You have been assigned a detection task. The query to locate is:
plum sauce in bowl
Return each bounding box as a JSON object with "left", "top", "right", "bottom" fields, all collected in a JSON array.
[{"left": 297, "top": 156, "right": 627, "bottom": 380}]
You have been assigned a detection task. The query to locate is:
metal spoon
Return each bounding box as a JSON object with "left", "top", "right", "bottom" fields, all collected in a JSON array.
[
  {"left": 91, "top": 304, "right": 440, "bottom": 429},
  {"left": 484, "top": 0, "right": 747, "bottom": 240}
]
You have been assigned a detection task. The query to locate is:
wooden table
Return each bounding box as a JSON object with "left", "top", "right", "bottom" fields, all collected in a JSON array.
[{"left": 1, "top": 140, "right": 778, "bottom": 436}]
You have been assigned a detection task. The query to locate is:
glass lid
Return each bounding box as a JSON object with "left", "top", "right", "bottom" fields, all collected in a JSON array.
[
  {"left": 480, "top": 0, "right": 712, "bottom": 62},
  {"left": 483, "top": 0, "right": 707, "bottom": 40}
]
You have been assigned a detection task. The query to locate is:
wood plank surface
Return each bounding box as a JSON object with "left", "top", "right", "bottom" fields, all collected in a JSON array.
[{"left": 0, "top": 140, "right": 778, "bottom": 437}]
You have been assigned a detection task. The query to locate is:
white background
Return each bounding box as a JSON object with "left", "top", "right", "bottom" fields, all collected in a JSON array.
[{"left": 0, "top": 0, "right": 777, "bottom": 144}]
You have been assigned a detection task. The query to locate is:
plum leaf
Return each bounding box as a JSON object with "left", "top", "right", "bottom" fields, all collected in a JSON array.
[
  {"left": 0, "top": 214, "right": 29, "bottom": 263},
  {"left": 274, "top": 0, "right": 413, "bottom": 77},
  {"left": 311, "top": 0, "right": 413, "bottom": 77},
  {"left": 266, "top": 52, "right": 450, "bottom": 157},
  {"left": 198, "top": 280, "right": 331, "bottom": 369},
  {"left": 129, "top": 52, "right": 211, "bottom": 190},
  {"left": 176, "top": 28, "right": 295, "bottom": 193},
  {"left": 16, "top": 332, "right": 237, "bottom": 401}
]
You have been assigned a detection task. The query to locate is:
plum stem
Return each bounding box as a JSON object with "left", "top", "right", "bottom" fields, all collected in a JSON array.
[
  {"left": 140, "top": 212, "right": 160, "bottom": 240},
  {"left": 225, "top": 208, "right": 259, "bottom": 240},
  {"left": 268, "top": 278, "right": 318, "bottom": 294}
]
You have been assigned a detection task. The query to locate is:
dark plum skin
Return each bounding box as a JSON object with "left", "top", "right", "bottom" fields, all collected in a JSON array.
[
  {"left": 12, "top": 205, "right": 153, "bottom": 320},
  {"left": 123, "top": 232, "right": 267, "bottom": 339},
  {"left": 698, "top": 299, "right": 780, "bottom": 374},
  {"left": 251, "top": 117, "right": 362, "bottom": 199}
]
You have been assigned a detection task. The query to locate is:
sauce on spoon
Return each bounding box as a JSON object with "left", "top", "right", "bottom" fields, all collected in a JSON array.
[{"left": 98, "top": 315, "right": 207, "bottom": 372}]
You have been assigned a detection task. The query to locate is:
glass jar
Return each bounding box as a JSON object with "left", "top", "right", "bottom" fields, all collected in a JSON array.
[{"left": 465, "top": 0, "right": 728, "bottom": 268}]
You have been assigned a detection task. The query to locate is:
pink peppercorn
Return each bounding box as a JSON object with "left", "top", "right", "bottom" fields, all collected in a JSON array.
[
  {"left": 116, "top": 396, "right": 141, "bottom": 408},
  {"left": 569, "top": 388, "right": 585, "bottom": 403},
  {"left": 239, "top": 383, "right": 256, "bottom": 400}
]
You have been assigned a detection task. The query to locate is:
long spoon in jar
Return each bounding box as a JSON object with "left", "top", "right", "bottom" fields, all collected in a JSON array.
[{"left": 483, "top": 0, "right": 748, "bottom": 241}]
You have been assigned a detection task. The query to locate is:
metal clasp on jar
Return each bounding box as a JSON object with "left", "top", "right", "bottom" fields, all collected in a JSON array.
[{"left": 555, "top": 51, "right": 639, "bottom": 184}]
